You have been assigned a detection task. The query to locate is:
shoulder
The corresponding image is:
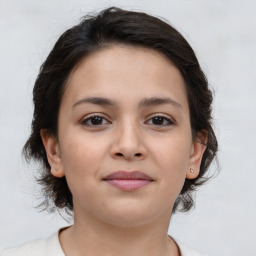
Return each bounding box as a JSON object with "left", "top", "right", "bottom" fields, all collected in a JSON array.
[
  {"left": 0, "top": 238, "right": 48, "bottom": 256},
  {"left": 0, "top": 231, "right": 64, "bottom": 256},
  {"left": 174, "top": 238, "right": 210, "bottom": 256}
]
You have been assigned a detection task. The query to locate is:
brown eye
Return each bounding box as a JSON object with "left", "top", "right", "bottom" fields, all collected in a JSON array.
[
  {"left": 82, "top": 115, "right": 110, "bottom": 126},
  {"left": 146, "top": 116, "right": 174, "bottom": 126},
  {"left": 90, "top": 116, "right": 104, "bottom": 125}
]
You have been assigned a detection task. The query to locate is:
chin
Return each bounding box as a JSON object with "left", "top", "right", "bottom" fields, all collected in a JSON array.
[{"left": 99, "top": 205, "right": 158, "bottom": 228}]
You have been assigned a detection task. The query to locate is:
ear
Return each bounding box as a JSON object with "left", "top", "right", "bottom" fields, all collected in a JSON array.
[
  {"left": 186, "top": 131, "right": 207, "bottom": 179},
  {"left": 40, "top": 129, "right": 65, "bottom": 178}
]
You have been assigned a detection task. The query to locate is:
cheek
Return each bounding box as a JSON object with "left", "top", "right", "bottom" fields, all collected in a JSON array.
[
  {"left": 59, "top": 131, "right": 107, "bottom": 179},
  {"left": 59, "top": 136, "right": 105, "bottom": 204},
  {"left": 153, "top": 132, "right": 192, "bottom": 167},
  {"left": 151, "top": 133, "right": 192, "bottom": 188}
]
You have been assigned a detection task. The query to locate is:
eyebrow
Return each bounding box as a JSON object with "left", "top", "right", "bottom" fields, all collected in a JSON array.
[
  {"left": 139, "top": 97, "right": 182, "bottom": 109},
  {"left": 73, "top": 97, "right": 115, "bottom": 108},
  {"left": 73, "top": 96, "right": 182, "bottom": 109}
]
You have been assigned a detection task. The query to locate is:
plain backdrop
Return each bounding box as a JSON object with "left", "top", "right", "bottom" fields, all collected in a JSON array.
[{"left": 0, "top": 1, "right": 256, "bottom": 255}]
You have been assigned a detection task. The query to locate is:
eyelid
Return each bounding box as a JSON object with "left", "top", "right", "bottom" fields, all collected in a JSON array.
[
  {"left": 79, "top": 112, "right": 175, "bottom": 126},
  {"left": 145, "top": 113, "right": 176, "bottom": 125},
  {"left": 80, "top": 113, "right": 112, "bottom": 126}
]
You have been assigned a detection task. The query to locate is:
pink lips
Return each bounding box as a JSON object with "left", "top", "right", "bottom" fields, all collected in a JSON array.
[{"left": 103, "top": 171, "right": 153, "bottom": 191}]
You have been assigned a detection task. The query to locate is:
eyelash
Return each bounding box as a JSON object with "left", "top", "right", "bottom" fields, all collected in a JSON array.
[
  {"left": 145, "top": 115, "right": 175, "bottom": 126},
  {"left": 81, "top": 114, "right": 111, "bottom": 126},
  {"left": 80, "top": 114, "right": 175, "bottom": 127}
]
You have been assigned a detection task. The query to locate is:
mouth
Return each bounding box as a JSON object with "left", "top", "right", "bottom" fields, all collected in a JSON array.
[{"left": 103, "top": 170, "right": 154, "bottom": 191}]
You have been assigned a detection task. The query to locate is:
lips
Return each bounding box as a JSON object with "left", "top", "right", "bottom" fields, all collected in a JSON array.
[
  {"left": 103, "top": 171, "right": 153, "bottom": 181},
  {"left": 103, "top": 171, "right": 154, "bottom": 191}
]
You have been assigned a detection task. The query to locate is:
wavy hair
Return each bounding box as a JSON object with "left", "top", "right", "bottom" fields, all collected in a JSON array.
[{"left": 23, "top": 7, "right": 218, "bottom": 214}]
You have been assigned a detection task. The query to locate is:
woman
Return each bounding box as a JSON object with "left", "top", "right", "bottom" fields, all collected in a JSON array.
[{"left": 1, "top": 7, "right": 217, "bottom": 256}]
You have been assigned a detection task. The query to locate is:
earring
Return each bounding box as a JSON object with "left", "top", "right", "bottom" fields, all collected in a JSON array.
[{"left": 190, "top": 168, "right": 194, "bottom": 173}]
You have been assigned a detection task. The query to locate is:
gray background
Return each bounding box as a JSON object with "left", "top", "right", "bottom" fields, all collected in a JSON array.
[{"left": 0, "top": 1, "right": 256, "bottom": 255}]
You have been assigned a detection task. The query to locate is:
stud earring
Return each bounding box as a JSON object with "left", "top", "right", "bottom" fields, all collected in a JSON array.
[{"left": 190, "top": 168, "right": 194, "bottom": 173}]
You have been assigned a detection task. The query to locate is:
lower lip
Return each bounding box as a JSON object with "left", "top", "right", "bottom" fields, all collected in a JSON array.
[{"left": 104, "top": 179, "right": 152, "bottom": 191}]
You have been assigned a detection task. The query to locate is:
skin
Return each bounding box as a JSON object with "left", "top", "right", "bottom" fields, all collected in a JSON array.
[{"left": 41, "top": 45, "right": 206, "bottom": 256}]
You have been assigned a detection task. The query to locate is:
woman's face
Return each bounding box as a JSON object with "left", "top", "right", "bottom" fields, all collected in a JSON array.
[{"left": 43, "top": 45, "right": 205, "bottom": 227}]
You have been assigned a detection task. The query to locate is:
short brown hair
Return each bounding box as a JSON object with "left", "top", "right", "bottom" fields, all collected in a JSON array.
[{"left": 23, "top": 7, "right": 218, "bottom": 214}]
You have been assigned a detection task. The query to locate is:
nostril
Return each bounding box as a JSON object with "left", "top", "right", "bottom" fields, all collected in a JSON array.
[
  {"left": 116, "top": 153, "right": 123, "bottom": 156},
  {"left": 135, "top": 153, "right": 142, "bottom": 157}
]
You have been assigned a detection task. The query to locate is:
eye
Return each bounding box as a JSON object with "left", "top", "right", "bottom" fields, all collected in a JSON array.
[
  {"left": 81, "top": 115, "right": 110, "bottom": 126},
  {"left": 146, "top": 115, "right": 174, "bottom": 126}
]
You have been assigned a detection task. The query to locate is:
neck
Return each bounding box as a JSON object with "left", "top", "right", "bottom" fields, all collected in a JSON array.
[{"left": 59, "top": 208, "right": 180, "bottom": 256}]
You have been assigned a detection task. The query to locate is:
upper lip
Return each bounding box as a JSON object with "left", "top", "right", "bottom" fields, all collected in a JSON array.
[{"left": 103, "top": 171, "right": 153, "bottom": 181}]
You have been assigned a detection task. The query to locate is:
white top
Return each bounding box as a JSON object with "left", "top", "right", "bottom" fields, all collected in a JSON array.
[{"left": 0, "top": 230, "right": 208, "bottom": 256}]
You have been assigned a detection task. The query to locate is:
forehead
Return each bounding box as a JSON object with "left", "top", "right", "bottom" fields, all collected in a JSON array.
[
  {"left": 70, "top": 44, "right": 181, "bottom": 82},
  {"left": 62, "top": 45, "right": 188, "bottom": 110}
]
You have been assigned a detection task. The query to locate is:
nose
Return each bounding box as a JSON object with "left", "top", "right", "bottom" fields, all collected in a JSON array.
[{"left": 110, "top": 121, "right": 147, "bottom": 161}]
